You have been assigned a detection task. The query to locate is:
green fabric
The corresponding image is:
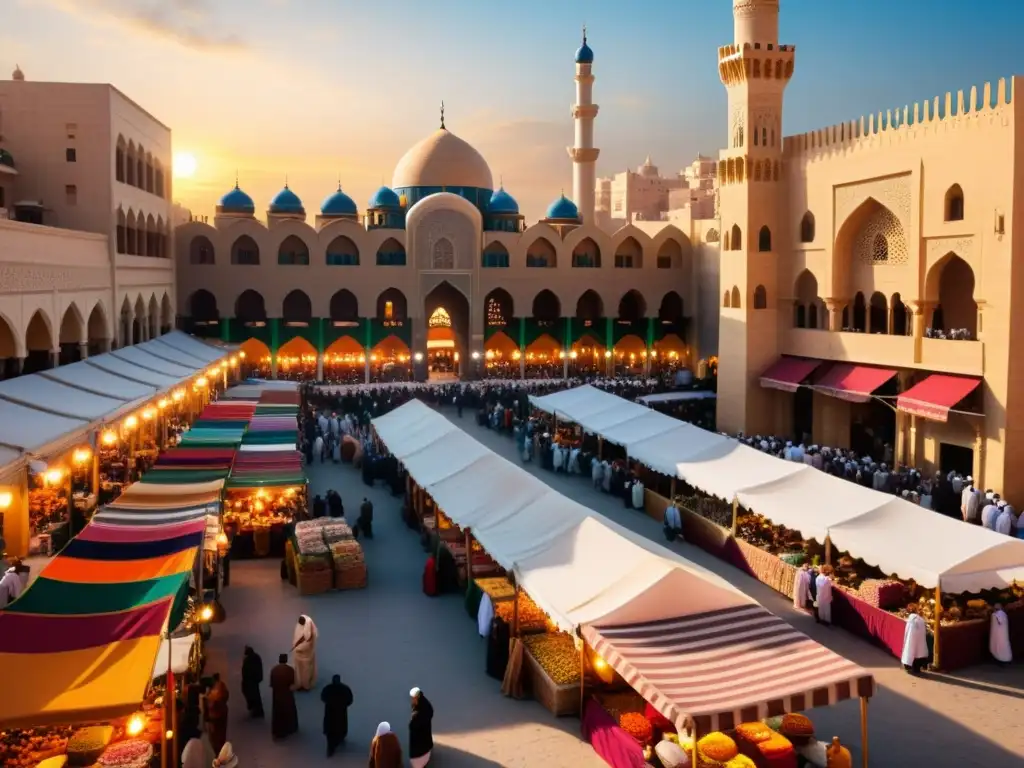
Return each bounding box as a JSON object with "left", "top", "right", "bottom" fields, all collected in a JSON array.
[
  {"left": 190, "top": 420, "right": 250, "bottom": 430},
  {"left": 6, "top": 573, "right": 188, "bottom": 615},
  {"left": 242, "top": 432, "right": 296, "bottom": 445},
  {"left": 465, "top": 578, "right": 482, "bottom": 619},
  {"left": 141, "top": 469, "right": 230, "bottom": 484},
  {"left": 167, "top": 578, "right": 191, "bottom": 629},
  {"left": 225, "top": 472, "right": 305, "bottom": 489}
]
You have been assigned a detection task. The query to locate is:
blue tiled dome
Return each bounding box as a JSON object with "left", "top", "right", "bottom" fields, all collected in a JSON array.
[
  {"left": 369, "top": 186, "right": 401, "bottom": 209},
  {"left": 270, "top": 185, "right": 304, "bottom": 214},
  {"left": 320, "top": 185, "right": 358, "bottom": 216},
  {"left": 487, "top": 187, "right": 519, "bottom": 215},
  {"left": 546, "top": 194, "right": 580, "bottom": 220},
  {"left": 218, "top": 184, "right": 255, "bottom": 214},
  {"left": 575, "top": 33, "right": 594, "bottom": 64}
]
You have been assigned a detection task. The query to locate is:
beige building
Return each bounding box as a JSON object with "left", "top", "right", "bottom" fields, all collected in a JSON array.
[
  {"left": 175, "top": 34, "right": 721, "bottom": 380},
  {"left": 595, "top": 155, "right": 717, "bottom": 232},
  {"left": 715, "top": 0, "right": 1023, "bottom": 499},
  {"left": 0, "top": 66, "right": 176, "bottom": 376}
]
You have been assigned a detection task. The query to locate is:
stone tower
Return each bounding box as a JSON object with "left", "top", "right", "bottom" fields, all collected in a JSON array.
[
  {"left": 567, "top": 27, "right": 599, "bottom": 225},
  {"left": 716, "top": 0, "right": 795, "bottom": 434}
]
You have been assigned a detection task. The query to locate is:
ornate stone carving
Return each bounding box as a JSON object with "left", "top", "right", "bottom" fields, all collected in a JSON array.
[
  {"left": 854, "top": 207, "right": 909, "bottom": 266},
  {"left": 0, "top": 264, "right": 109, "bottom": 293},
  {"left": 926, "top": 236, "right": 975, "bottom": 262},
  {"left": 414, "top": 208, "right": 476, "bottom": 271},
  {"left": 432, "top": 238, "right": 454, "bottom": 270},
  {"left": 834, "top": 175, "right": 912, "bottom": 234}
]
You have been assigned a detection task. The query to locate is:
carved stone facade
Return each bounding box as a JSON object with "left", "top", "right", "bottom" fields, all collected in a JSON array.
[
  {"left": 834, "top": 175, "right": 913, "bottom": 234},
  {"left": 854, "top": 207, "right": 909, "bottom": 266},
  {"left": 414, "top": 208, "right": 476, "bottom": 272},
  {"left": 0, "top": 264, "right": 109, "bottom": 293}
]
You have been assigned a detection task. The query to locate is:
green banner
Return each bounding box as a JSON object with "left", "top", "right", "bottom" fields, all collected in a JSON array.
[
  {"left": 370, "top": 318, "right": 411, "bottom": 347},
  {"left": 613, "top": 319, "right": 646, "bottom": 344}
]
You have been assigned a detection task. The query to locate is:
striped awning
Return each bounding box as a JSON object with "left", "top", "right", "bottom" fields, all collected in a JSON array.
[{"left": 581, "top": 604, "right": 875, "bottom": 734}]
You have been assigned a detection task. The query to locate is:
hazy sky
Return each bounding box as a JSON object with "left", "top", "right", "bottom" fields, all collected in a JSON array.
[{"left": 6, "top": 0, "right": 1023, "bottom": 221}]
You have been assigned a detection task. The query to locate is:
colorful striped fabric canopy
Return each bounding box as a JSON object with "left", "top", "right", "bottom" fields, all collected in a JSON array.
[
  {"left": 225, "top": 449, "right": 304, "bottom": 489},
  {"left": 0, "top": 517, "right": 204, "bottom": 729}
]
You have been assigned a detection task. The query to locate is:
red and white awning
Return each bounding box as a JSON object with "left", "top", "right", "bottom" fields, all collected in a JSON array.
[
  {"left": 759, "top": 357, "right": 823, "bottom": 393},
  {"left": 897, "top": 374, "right": 981, "bottom": 422},
  {"left": 814, "top": 364, "right": 897, "bottom": 404}
]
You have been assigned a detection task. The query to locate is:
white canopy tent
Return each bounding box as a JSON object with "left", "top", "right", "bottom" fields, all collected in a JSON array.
[
  {"left": 109, "top": 346, "right": 198, "bottom": 378},
  {"left": 0, "top": 375, "right": 146, "bottom": 423},
  {"left": 41, "top": 363, "right": 159, "bottom": 401},
  {"left": 149, "top": 332, "right": 228, "bottom": 364}
]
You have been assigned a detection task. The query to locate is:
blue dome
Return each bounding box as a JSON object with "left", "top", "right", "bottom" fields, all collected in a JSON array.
[
  {"left": 320, "top": 186, "right": 358, "bottom": 216},
  {"left": 218, "top": 185, "right": 255, "bottom": 213},
  {"left": 575, "top": 33, "right": 594, "bottom": 64},
  {"left": 487, "top": 187, "right": 519, "bottom": 215},
  {"left": 369, "top": 186, "right": 401, "bottom": 209},
  {"left": 546, "top": 194, "right": 580, "bottom": 220},
  {"left": 269, "top": 185, "right": 304, "bottom": 214}
]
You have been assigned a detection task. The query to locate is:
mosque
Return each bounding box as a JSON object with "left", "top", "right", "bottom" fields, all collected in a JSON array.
[{"left": 173, "top": 30, "right": 712, "bottom": 383}]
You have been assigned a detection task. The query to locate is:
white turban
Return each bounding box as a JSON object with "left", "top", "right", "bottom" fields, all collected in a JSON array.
[
  {"left": 375, "top": 722, "right": 391, "bottom": 738},
  {"left": 410, "top": 687, "right": 421, "bottom": 697}
]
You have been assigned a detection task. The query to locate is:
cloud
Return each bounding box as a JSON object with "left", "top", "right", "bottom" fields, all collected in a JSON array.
[{"left": 41, "top": 0, "right": 248, "bottom": 52}]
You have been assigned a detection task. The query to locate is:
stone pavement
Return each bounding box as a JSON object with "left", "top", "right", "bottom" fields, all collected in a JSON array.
[
  {"left": 440, "top": 407, "right": 1024, "bottom": 766},
  {"left": 205, "top": 454, "right": 606, "bottom": 768}
]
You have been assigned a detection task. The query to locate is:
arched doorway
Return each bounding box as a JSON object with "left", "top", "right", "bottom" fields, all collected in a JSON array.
[
  {"left": 0, "top": 313, "right": 19, "bottom": 379},
  {"left": 235, "top": 290, "right": 268, "bottom": 326},
  {"left": 87, "top": 303, "right": 110, "bottom": 356},
  {"left": 58, "top": 303, "right": 85, "bottom": 364},
  {"left": 324, "top": 336, "right": 364, "bottom": 384},
  {"left": 575, "top": 289, "right": 604, "bottom": 331},
  {"left": 423, "top": 281, "right": 470, "bottom": 380},
  {"left": 571, "top": 331, "right": 606, "bottom": 376},
  {"left": 24, "top": 309, "right": 54, "bottom": 373},
  {"left": 525, "top": 333, "right": 560, "bottom": 370},
  {"left": 282, "top": 290, "right": 312, "bottom": 326},
  {"left": 484, "top": 330, "right": 518, "bottom": 378},
  {"left": 276, "top": 336, "right": 316, "bottom": 380},
  {"left": 239, "top": 338, "right": 271, "bottom": 378},
  {"left": 614, "top": 334, "right": 646, "bottom": 375},
  {"left": 371, "top": 335, "right": 411, "bottom": 383},
  {"left": 189, "top": 290, "right": 220, "bottom": 336},
  {"left": 926, "top": 253, "right": 977, "bottom": 339}
]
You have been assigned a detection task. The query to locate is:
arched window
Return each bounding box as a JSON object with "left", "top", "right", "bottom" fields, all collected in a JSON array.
[
  {"left": 723, "top": 231, "right": 731, "bottom": 251},
  {"left": 724, "top": 291, "right": 731, "bottom": 309},
  {"left": 869, "top": 292, "right": 888, "bottom": 333},
  {"left": 326, "top": 235, "right": 359, "bottom": 266},
  {"left": 730, "top": 286, "right": 741, "bottom": 309},
  {"left": 376, "top": 238, "right": 406, "bottom": 267},
  {"left": 794, "top": 303, "right": 806, "bottom": 328},
  {"left": 852, "top": 292, "right": 867, "bottom": 332},
  {"left": 526, "top": 237, "right": 556, "bottom": 268},
  {"left": 891, "top": 293, "right": 909, "bottom": 336},
  {"left": 753, "top": 285, "right": 767, "bottom": 309},
  {"left": 758, "top": 226, "right": 772, "bottom": 252},
  {"left": 808, "top": 302, "right": 819, "bottom": 329},
  {"left": 572, "top": 237, "right": 601, "bottom": 268},
  {"left": 189, "top": 236, "right": 215, "bottom": 265},
  {"left": 278, "top": 235, "right": 309, "bottom": 266},
  {"left": 800, "top": 212, "right": 815, "bottom": 243},
  {"left": 871, "top": 233, "right": 889, "bottom": 263},
  {"left": 482, "top": 242, "right": 509, "bottom": 268},
  {"left": 432, "top": 237, "right": 454, "bottom": 269},
  {"left": 944, "top": 184, "right": 964, "bottom": 222},
  {"left": 730, "top": 224, "right": 742, "bottom": 251},
  {"left": 231, "top": 235, "right": 260, "bottom": 265}
]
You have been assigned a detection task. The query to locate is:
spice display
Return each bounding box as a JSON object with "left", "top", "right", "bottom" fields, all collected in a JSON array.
[
  {"left": 723, "top": 756, "right": 756, "bottom": 768},
  {"left": 67, "top": 726, "right": 114, "bottom": 766},
  {"left": 857, "top": 580, "right": 905, "bottom": 610},
  {"left": 618, "top": 712, "right": 653, "bottom": 744},
  {"left": 331, "top": 539, "right": 367, "bottom": 590},
  {"left": 522, "top": 632, "right": 580, "bottom": 686},
  {"left": 779, "top": 713, "right": 815, "bottom": 744},
  {"left": 755, "top": 732, "right": 795, "bottom": 761},
  {"left": 697, "top": 732, "right": 738, "bottom": 763},
  {"left": 734, "top": 722, "right": 773, "bottom": 744},
  {"left": 495, "top": 592, "right": 548, "bottom": 632},
  {"left": 475, "top": 577, "right": 515, "bottom": 602},
  {"left": 0, "top": 727, "right": 72, "bottom": 768},
  {"left": 96, "top": 739, "right": 153, "bottom": 768}
]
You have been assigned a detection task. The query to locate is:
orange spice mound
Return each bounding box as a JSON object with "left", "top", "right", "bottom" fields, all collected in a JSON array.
[
  {"left": 779, "top": 713, "right": 814, "bottom": 737},
  {"left": 618, "top": 712, "right": 653, "bottom": 743},
  {"left": 735, "top": 722, "right": 773, "bottom": 744},
  {"left": 758, "top": 732, "right": 795, "bottom": 758},
  {"left": 697, "top": 732, "right": 738, "bottom": 762},
  {"left": 724, "top": 756, "right": 757, "bottom": 768}
]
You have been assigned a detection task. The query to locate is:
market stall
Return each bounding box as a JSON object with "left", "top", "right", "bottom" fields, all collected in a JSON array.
[{"left": 285, "top": 518, "right": 366, "bottom": 594}]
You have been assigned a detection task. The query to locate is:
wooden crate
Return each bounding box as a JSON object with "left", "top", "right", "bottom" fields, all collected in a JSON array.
[{"left": 523, "top": 645, "right": 580, "bottom": 717}]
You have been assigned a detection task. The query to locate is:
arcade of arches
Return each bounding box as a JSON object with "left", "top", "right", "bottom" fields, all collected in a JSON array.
[
  {"left": 185, "top": 286, "right": 690, "bottom": 381},
  {"left": 1, "top": 302, "right": 116, "bottom": 379}
]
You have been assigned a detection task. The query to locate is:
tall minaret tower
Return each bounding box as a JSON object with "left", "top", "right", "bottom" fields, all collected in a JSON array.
[
  {"left": 715, "top": 0, "right": 795, "bottom": 435},
  {"left": 568, "top": 26, "right": 599, "bottom": 225}
]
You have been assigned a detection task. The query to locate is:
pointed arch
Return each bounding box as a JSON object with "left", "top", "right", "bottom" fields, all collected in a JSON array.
[
  {"left": 432, "top": 237, "right": 455, "bottom": 269},
  {"left": 705, "top": 228, "right": 719, "bottom": 244},
  {"left": 656, "top": 238, "right": 682, "bottom": 269},
  {"left": 148, "top": 294, "right": 159, "bottom": 338},
  {"left": 800, "top": 211, "right": 815, "bottom": 243},
  {"left": 326, "top": 235, "right": 360, "bottom": 266},
  {"left": 723, "top": 230, "right": 731, "bottom": 251},
  {"left": 278, "top": 234, "right": 310, "bottom": 266},
  {"left": 190, "top": 290, "right": 219, "bottom": 322},
  {"left": 231, "top": 234, "right": 260, "bottom": 265},
  {"left": 525, "top": 235, "right": 557, "bottom": 268},
  {"left": 891, "top": 292, "right": 910, "bottom": 336},
  {"left": 135, "top": 143, "right": 145, "bottom": 190},
  {"left": 125, "top": 141, "right": 136, "bottom": 186},
  {"left": 614, "top": 236, "right": 642, "bottom": 269},
  {"left": 723, "top": 290, "right": 731, "bottom": 309},
  {"left": 115, "top": 135, "right": 126, "bottom": 183},
  {"left": 59, "top": 302, "right": 85, "bottom": 346},
  {"left": 144, "top": 213, "right": 156, "bottom": 256},
  {"left": 869, "top": 291, "right": 888, "bottom": 333},
  {"left": 482, "top": 241, "right": 509, "bottom": 268},
  {"left": 617, "top": 290, "right": 646, "bottom": 322},
  {"left": 235, "top": 290, "right": 267, "bottom": 325},
  {"left": 730, "top": 286, "right": 741, "bottom": 309},
  {"left": 753, "top": 285, "right": 767, "bottom": 309},
  {"left": 160, "top": 293, "right": 173, "bottom": 332},
  {"left": 925, "top": 252, "right": 977, "bottom": 337},
  {"left": 26, "top": 308, "right": 54, "bottom": 353},
  {"left": 852, "top": 291, "right": 867, "bottom": 332},
  {"left": 833, "top": 197, "right": 907, "bottom": 297},
  {"left": 329, "top": 289, "right": 359, "bottom": 323},
  {"left": 484, "top": 288, "right": 514, "bottom": 329},
  {"left": 730, "top": 223, "right": 742, "bottom": 251},
  {"left": 87, "top": 301, "right": 110, "bottom": 350},
  {"left": 944, "top": 183, "right": 964, "bottom": 222},
  {"left": 0, "top": 312, "right": 16, "bottom": 364},
  {"left": 282, "top": 289, "right": 312, "bottom": 325},
  {"left": 575, "top": 289, "right": 604, "bottom": 322},
  {"left": 658, "top": 291, "right": 684, "bottom": 323},
  {"left": 126, "top": 209, "right": 138, "bottom": 255},
  {"left": 190, "top": 235, "right": 215, "bottom": 265},
  {"left": 376, "top": 288, "right": 407, "bottom": 320},
  {"left": 376, "top": 238, "right": 406, "bottom": 267},
  {"left": 532, "top": 289, "right": 560, "bottom": 321},
  {"left": 572, "top": 237, "right": 601, "bottom": 269},
  {"left": 758, "top": 225, "right": 772, "bottom": 252}
]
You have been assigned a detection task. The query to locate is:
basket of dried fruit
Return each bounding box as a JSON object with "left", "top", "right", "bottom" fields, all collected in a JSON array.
[
  {"left": 522, "top": 632, "right": 580, "bottom": 716},
  {"left": 67, "top": 725, "right": 114, "bottom": 766},
  {"left": 495, "top": 592, "right": 549, "bottom": 633},
  {"left": 96, "top": 738, "right": 153, "bottom": 768}
]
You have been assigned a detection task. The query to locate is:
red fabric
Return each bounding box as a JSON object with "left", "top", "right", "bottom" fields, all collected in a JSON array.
[
  {"left": 759, "top": 357, "right": 822, "bottom": 393},
  {"left": 422, "top": 556, "right": 438, "bottom": 596},
  {"left": 831, "top": 588, "right": 906, "bottom": 659},
  {"left": 581, "top": 698, "right": 646, "bottom": 768},
  {"left": 815, "top": 363, "right": 897, "bottom": 403},
  {"left": 896, "top": 374, "right": 981, "bottom": 422},
  {"left": 644, "top": 701, "right": 676, "bottom": 736}
]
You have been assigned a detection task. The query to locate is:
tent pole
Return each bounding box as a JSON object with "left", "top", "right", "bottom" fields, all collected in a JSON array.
[
  {"left": 859, "top": 696, "right": 869, "bottom": 768},
  {"left": 512, "top": 583, "right": 520, "bottom": 638},
  {"left": 597, "top": 436, "right": 603, "bottom": 461},
  {"left": 730, "top": 498, "right": 739, "bottom": 535},
  {"left": 932, "top": 585, "right": 942, "bottom": 671}
]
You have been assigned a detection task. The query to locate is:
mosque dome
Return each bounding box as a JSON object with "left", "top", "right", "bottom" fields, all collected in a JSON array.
[
  {"left": 546, "top": 194, "right": 580, "bottom": 220},
  {"left": 217, "top": 184, "right": 255, "bottom": 214},
  {"left": 575, "top": 31, "right": 594, "bottom": 64},
  {"left": 369, "top": 186, "right": 401, "bottom": 209},
  {"left": 269, "top": 184, "right": 305, "bottom": 215},
  {"left": 320, "top": 185, "right": 358, "bottom": 216},
  {"left": 392, "top": 128, "right": 493, "bottom": 190},
  {"left": 487, "top": 187, "right": 519, "bottom": 215}
]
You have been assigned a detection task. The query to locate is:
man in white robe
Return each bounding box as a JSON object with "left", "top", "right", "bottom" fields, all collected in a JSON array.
[
  {"left": 292, "top": 614, "right": 318, "bottom": 690},
  {"left": 591, "top": 458, "right": 603, "bottom": 489},
  {"left": 0, "top": 565, "right": 24, "bottom": 608},
  {"left": 990, "top": 604, "right": 1012, "bottom": 664},
  {"left": 814, "top": 565, "right": 834, "bottom": 626},
  {"left": 792, "top": 564, "right": 812, "bottom": 612},
  {"left": 901, "top": 611, "right": 929, "bottom": 674}
]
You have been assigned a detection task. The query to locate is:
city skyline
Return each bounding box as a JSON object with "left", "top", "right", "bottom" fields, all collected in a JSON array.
[{"left": 6, "top": 0, "right": 1024, "bottom": 221}]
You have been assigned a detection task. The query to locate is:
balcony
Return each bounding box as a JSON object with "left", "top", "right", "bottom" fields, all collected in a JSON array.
[{"left": 781, "top": 329, "right": 983, "bottom": 377}]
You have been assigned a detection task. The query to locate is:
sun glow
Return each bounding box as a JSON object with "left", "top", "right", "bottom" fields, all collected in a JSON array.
[{"left": 173, "top": 152, "right": 198, "bottom": 178}]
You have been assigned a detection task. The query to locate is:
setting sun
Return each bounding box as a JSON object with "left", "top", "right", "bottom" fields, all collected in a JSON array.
[{"left": 173, "top": 152, "right": 198, "bottom": 179}]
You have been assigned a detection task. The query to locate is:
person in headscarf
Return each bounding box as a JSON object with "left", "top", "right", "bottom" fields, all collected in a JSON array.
[
  {"left": 368, "top": 722, "right": 403, "bottom": 768},
  {"left": 990, "top": 604, "right": 1012, "bottom": 665},
  {"left": 212, "top": 742, "right": 238, "bottom": 768},
  {"left": 901, "top": 608, "right": 929, "bottom": 675},
  {"left": 408, "top": 687, "right": 434, "bottom": 768},
  {"left": 0, "top": 561, "right": 24, "bottom": 608},
  {"left": 269, "top": 653, "right": 298, "bottom": 740},
  {"left": 814, "top": 565, "right": 834, "bottom": 626},
  {"left": 180, "top": 722, "right": 214, "bottom": 768},
  {"left": 203, "top": 672, "right": 229, "bottom": 754},
  {"left": 292, "top": 614, "right": 318, "bottom": 690},
  {"left": 320, "top": 674, "right": 354, "bottom": 756},
  {"left": 240, "top": 646, "right": 264, "bottom": 718}
]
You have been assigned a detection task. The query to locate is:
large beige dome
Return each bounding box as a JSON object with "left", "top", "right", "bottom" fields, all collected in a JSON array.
[{"left": 392, "top": 128, "right": 494, "bottom": 190}]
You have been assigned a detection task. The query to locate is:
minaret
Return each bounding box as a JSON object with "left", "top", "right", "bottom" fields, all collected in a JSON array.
[
  {"left": 567, "top": 26, "right": 599, "bottom": 225},
  {"left": 715, "top": 0, "right": 795, "bottom": 435}
]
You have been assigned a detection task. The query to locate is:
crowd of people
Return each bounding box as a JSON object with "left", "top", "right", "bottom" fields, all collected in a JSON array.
[
  {"left": 181, "top": 614, "right": 435, "bottom": 767},
  {"left": 736, "top": 435, "right": 1023, "bottom": 538}
]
